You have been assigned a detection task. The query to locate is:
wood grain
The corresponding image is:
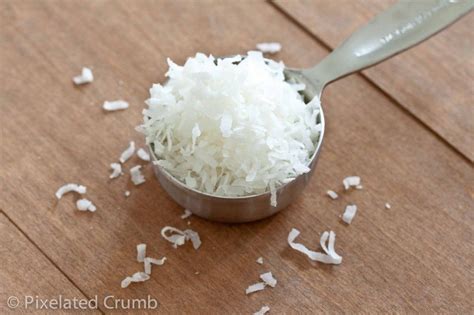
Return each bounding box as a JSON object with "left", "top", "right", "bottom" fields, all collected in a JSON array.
[
  {"left": 0, "top": 0, "right": 473, "bottom": 313},
  {"left": 274, "top": 0, "right": 474, "bottom": 161},
  {"left": 0, "top": 213, "right": 100, "bottom": 313}
]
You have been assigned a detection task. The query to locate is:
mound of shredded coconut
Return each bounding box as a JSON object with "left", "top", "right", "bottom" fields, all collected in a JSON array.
[{"left": 139, "top": 52, "right": 321, "bottom": 206}]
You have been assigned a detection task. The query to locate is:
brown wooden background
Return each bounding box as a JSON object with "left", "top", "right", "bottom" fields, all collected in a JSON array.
[{"left": 1, "top": 0, "right": 473, "bottom": 314}]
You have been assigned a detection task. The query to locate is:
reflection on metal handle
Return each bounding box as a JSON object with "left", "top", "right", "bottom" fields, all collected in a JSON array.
[{"left": 303, "top": 0, "right": 474, "bottom": 90}]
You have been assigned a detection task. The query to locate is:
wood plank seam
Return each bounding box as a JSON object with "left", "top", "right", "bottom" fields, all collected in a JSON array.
[
  {"left": 268, "top": 0, "right": 472, "bottom": 164},
  {"left": 0, "top": 209, "right": 106, "bottom": 315}
]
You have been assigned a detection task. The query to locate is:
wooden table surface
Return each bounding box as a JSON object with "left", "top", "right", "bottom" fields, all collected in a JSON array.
[{"left": 1, "top": 1, "right": 473, "bottom": 314}]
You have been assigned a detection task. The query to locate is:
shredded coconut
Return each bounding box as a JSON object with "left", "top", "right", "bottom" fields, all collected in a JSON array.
[
  {"left": 144, "top": 257, "right": 167, "bottom": 275},
  {"left": 385, "top": 202, "right": 391, "bottom": 209},
  {"left": 326, "top": 190, "right": 338, "bottom": 200},
  {"left": 72, "top": 67, "right": 93, "bottom": 85},
  {"left": 161, "top": 226, "right": 201, "bottom": 249},
  {"left": 137, "top": 148, "right": 150, "bottom": 161},
  {"left": 256, "top": 42, "right": 282, "bottom": 54},
  {"left": 55, "top": 183, "right": 86, "bottom": 199},
  {"left": 136, "top": 244, "right": 146, "bottom": 262},
  {"left": 124, "top": 190, "right": 131, "bottom": 197},
  {"left": 343, "top": 176, "right": 361, "bottom": 190},
  {"left": 181, "top": 209, "right": 192, "bottom": 219},
  {"left": 121, "top": 272, "right": 150, "bottom": 289},
  {"left": 342, "top": 205, "right": 357, "bottom": 224},
  {"left": 139, "top": 52, "right": 321, "bottom": 206},
  {"left": 254, "top": 306, "right": 270, "bottom": 315},
  {"left": 110, "top": 163, "right": 122, "bottom": 179},
  {"left": 76, "top": 198, "right": 96, "bottom": 212},
  {"left": 119, "top": 141, "right": 135, "bottom": 163},
  {"left": 103, "top": 100, "right": 129, "bottom": 111},
  {"left": 287, "top": 228, "right": 342, "bottom": 264},
  {"left": 130, "top": 165, "right": 146, "bottom": 186},
  {"left": 246, "top": 282, "right": 266, "bottom": 295},
  {"left": 260, "top": 272, "right": 277, "bottom": 287},
  {"left": 256, "top": 257, "right": 264, "bottom": 265}
]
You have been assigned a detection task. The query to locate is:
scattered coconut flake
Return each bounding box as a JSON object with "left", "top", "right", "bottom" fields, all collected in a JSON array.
[
  {"left": 55, "top": 183, "right": 86, "bottom": 199},
  {"left": 181, "top": 209, "right": 192, "bottom": 219},
  {"left": 72, "top": 67, "right": 93, "bottom": 85},
  {"left": 144, "top": 257, "right": 167, "bottom": 275},
  {"left": 256, "top": 257, "right": 264, "bottom": 265},
  {"left": 185, "top": 229, "right": 202, "bottom": 249},
  {"left": 356, "top": 184, "right": 363, "bottom": 190},
  {"left": 161, "top": 226, "right": 201, "bottom": 249},
  {"left": 121, "top": 272, "right": 150, "bottom": 289},
  {"left": 139, "top": 52, "right": 322, "bottom": 206},
  {"left": 287, "top": 228, "right": 342, "bottom": 264},
  {"left": 256, "top": 42, "right": 282, "bottom": 54},
  {"left": 254, "top": 306, "right": 270, "bottom": 315},
  {"left": 119, "top": 141, "right": 135, "bottom": 163},
  {"left": 103, "top": 100, "right": 129, "bottom": 111},
  {"left": 194, "top": 271, "right": 200, "bottom": 275},
  {"left": 343, "top": 176, "right": 361, "bottom": 190},
  {"left": 245, "top": 282, "right": 266, "bottom": 295},
  {"left": 124, "top": 190, "right": 131, "bottom": 197},
  {"left": 260, "top": 272, "right": 277, "bottom": 288},
  {"left": 342, "top": 205, "right": 357, "bottom": 224},
  {"left": 327, "top": 190, "right": 338, "bottom": 200},
  {"left": 137, "top": 148, "right": 150, "bottom": 161},
  {"left": 130, "top": 165, "right": 146, "bottom": 186},
  {"left": 110, "top": 163, "right": 122, "bottom": 179},
  {"left": 76, "top": 198, "right": 96, "bottom": 212},
  {"left": 385, "top": 202, "right": 391, "bottom": 209},
  {"left": 136, "top": 244, "right": 146, "bottom": 262}
]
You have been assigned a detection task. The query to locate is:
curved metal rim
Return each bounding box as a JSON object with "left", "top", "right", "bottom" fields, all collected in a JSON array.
[{"left": 147, "top": 104, "right": 325, "bottom": 201}]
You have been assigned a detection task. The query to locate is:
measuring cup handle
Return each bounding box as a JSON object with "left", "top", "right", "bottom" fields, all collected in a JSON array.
[{"left": 303, "top": 0, "right": 473, "bottom": 90}]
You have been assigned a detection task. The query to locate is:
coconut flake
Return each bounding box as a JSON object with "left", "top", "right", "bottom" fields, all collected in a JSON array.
[
  {"left": 256, "top": 257, "right": 263, "bottom": 265},
  {"left": 181, "top": 209, "right": 192, "bottom": 219},
  {"left": 139, "top": 52, "right": 321, "bottom": 206},
  {"left": 287, "top": 228, "right": 342, "bottom": 265},
  {"left": 260, "top": 272, "right": 277, "bottom": 288},
  {"left": 256, "top": 42, "right": 282, "bottom": 54},
  {"left": 76, "top": 198, "right": 96, "bottom": 212},
  {"left": 253, "top": 306, "right": 270, "bottom": 315},
  {"left": 72, "top": 67, "right": 93, "bottom": 85},
  {"left": 385, "top": 202, "right": 391, "bottom": 209},
  {"left": 130, "top": 165, "right": 146, "bottom": 185},
  {"left": 119, "top": 141, "right": 135, "bottom": 163},
  {"left": 342, "top": 204, "right": 357, "bottom": 224},
  {"left": 326, "top": 190, "right": 338, "bottom": 200},
  {"left": 124, "top": 190, "right": 131, "bottom": 197},
  {"left": 103, "top": 100, "right": 129, "bottom": 111},
  {"left": 136, "top": 244, "right": 146, "bottom": 262},
  {"left": 55, "top": 183, "right": 86, "bottom": 199},
  {"left": 144, "top": 257, "right": 167, "bottom": 275},
  {"left": 343, "top": 176, "right": 361, "bottom": 190},
  {"left": 245, "top": 282, "right": 266, "bottom": 295},
  {"left": 137, "top": 148, "right": 150, "bottom": 161},
  {"left": 161, "top": 226, "right": 201, "bottom": 249},
  {"left": 110, "top": 163, "right": 122, "bottom": 179},
  {"left": 184, "top": 229, "right": 202, "bottom": 249},
  {"left": 121, "top": 272, "right": 150, "bottom": 289}
]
